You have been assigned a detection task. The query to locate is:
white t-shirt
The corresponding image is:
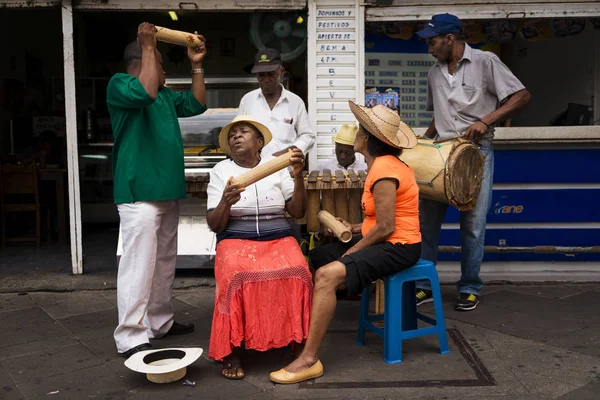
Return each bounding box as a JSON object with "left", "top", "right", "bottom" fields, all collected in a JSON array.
[
  {"left": 237, "top": 86, "right": 315, "bottom": 156},
  {"left": 447, "top": 73, "right": 455, "bottom": 86},
  {"left": 319, "top": 158, "right": 368, "bottom": 173}
]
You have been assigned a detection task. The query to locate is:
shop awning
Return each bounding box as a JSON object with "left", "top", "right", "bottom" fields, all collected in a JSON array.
[
  {"left": 366, "top": 2, "right": 600, "bottom": 21},
  {"left": 0, "top": 0, "right": 306, "bottom": 10}
]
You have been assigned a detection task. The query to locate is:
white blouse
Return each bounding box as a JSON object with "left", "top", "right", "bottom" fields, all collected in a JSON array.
[{"left": 207, "top": 156, "right": 297, "bottom": 240}]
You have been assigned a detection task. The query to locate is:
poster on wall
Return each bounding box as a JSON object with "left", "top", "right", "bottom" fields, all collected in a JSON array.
[
  {"left": 381, "top": 89, "right": 399, "bottom": 112},
  {"left": 365, "top": 88, "right": 380, "bottom": 108},
  {"left": 365, "top": 33, "right": 435, "bottom": 128},
  {"left": 365, "top": 34, "right": 435, "bottom": 128}
]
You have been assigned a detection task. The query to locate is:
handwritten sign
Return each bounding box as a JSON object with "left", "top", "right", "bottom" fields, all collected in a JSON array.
[
  {"left": 316, "top": 89, "right": 356, "bottom": 99},
  {"left": 317, "top": 32, "right": 356, "bottom": 41},
  {"left": 316, "top": 78, "right": 356, "bottom": 88},
  {"left": 317, "top": 101, "right": 352, "bottom": 110},
  {"left": 317, "top": 124, "right": 343, "bottom": 134},
  {"left": 317, "top": 66, "right": 356, "bottom": 76},
  {"left": 314, "top": 3, "right": 359, "bottom": 165},
  {"left": 317, "top": 8, "right": 354, "bottom": 18},
  {"left": 317, "top": 20, "right": 356, "bottom": 30},
  {"left": 317, "top": 55, "right": 355, "bottom": 64},
  {"left": 317, "top": 113, "right": 356, "bottom": 122},
  {"left": 317, "top": 43, "right": 356, "bottom": 53}
]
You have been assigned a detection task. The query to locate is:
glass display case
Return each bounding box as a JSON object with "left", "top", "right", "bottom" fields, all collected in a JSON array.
[
  {"left": 78, "top": 143, "right": 117, "bottom": 224},
  {"left": 80, "top": 76, "right": 273, "bottom": 261}
]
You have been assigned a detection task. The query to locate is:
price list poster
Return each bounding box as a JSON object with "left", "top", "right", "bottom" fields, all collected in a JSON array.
[{"left": 364, "top": 32, "right": 435, "bottom": 129}]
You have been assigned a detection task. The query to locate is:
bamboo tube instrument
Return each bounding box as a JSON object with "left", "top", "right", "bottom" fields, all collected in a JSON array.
[
  {"left": 321, "top": 169, "right": 336, "bottom": 217},
  {"left": 155, "top": 26, "right": 204, "bottom": 48},
  {"left": 306, "top": 171, "right": 321, "bottom": 232},
  {"left": 230, "top": 150, "right": 294, "bottom": 188},
  {"left": 318, "top": 210, "right": 353, "bottom": 243},
  {"left": 300, "top": 169, "right": 367, "bottom": 232}
]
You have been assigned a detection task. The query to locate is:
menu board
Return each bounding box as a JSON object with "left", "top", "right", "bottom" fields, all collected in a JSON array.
[
  {"left": 365, "top": 53, "right": 434, "bottom": 127},
  {"left": 364, "top": 34, "right": 435, "bottom": 128}
]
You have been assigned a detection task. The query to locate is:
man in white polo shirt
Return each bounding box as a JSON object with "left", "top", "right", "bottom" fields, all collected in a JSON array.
[{"left": 238, "top": 48, "right": 315, "bottom": 157}]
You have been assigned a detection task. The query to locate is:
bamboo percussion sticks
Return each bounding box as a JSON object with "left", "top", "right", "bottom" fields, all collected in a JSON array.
[
  {"left": 230, "top": 150, "right": 294, "bottom": 188},
  {"left": 318, "top": 210, "right": 353, "bottom": 243},
  {"left": 155, "top": 26, "right": 204, "bottom": 48}
]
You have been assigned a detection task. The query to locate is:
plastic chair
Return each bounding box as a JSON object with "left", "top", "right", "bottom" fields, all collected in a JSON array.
[{"left": 357, "top": 258, "right": 449, "bottom": 364}]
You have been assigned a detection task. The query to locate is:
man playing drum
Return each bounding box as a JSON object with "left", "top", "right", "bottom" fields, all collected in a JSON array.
[{"left": 415, "top": 14, "right": 531, "bottom": 311}]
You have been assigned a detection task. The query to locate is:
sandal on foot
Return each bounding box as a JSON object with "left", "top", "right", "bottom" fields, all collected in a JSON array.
[{"left": 222, "top": 361, "right": 245, "bottom": 380}]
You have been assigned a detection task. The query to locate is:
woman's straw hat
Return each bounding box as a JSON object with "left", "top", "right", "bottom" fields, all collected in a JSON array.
[
  {"left": 332, "top": 124, "right": 359, "bottom": 146},
  {"left": 219, "top": 115, "right": 273, "bottom": 154},
  {"left": 348, "top": 101, "right": 417, "bottom": 149}
]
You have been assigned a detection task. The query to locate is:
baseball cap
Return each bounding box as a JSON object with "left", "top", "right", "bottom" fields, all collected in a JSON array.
[
  {"left": 251, "top": 48, "right": 282, "bottom": 74},
  {"left": 416, "top": 14, "right": 462, "bottom": 39}
]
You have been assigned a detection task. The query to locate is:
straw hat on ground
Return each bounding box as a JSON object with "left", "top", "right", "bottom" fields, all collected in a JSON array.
[
  {"left": 332, "top": 124, "right": 359, "bottom": 146},
  {"left": 219, "top": 115, "right": 273, "bottom": 154},
  {"left": 348, "top": 101, "right": 417, "bottom": 149},
  {"left": 124, "top": 347, "right": 203, "bottom": 384}
]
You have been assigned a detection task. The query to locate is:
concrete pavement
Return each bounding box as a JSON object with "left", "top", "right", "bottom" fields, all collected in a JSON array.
[{"left": 1, "top": 283, "right": 600, "bottom": 399}]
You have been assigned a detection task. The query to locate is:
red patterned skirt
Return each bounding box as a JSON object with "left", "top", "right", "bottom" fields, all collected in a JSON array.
[{"left": 208, "top": 236, "right": 313, "bottom": 361}]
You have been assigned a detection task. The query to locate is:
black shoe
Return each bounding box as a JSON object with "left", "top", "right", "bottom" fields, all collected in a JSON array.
[
  {"left": 455, "top": 293, "right": 479, "bottom": 311},
  {"left": 165, "top": 321, "right": 195, "bottom": 337},
  {"left": 118, "top": 343, "right": 152, "bottom": 358},
  {"left": 416, "top": 289, "right": 434, "bottom": 306}
]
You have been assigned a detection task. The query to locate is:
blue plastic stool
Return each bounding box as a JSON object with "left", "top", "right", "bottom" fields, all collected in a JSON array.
[{"left": 357, "top": 258, "right": 450, "bottom": 364}]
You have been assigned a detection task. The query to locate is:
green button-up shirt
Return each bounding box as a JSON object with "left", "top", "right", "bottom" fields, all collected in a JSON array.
[{"left": 107, "top": 73, "right": 207, "bottom": 204}]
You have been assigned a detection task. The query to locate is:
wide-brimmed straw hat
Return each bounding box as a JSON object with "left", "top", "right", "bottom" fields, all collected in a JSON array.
[
  {"left": 332, "top": 124, "right": 359, "bottom": 146},
  {"left": 124, "top": 347, "right": 203, "bottom": 384},
  {"left": 348, "top": 101, "right": 417, "bottom": 149},
  {"left": 219, "top": 115, "right": 273, "bottom": 154}
]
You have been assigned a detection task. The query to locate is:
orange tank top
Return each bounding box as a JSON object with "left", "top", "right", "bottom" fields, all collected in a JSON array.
[{"left": 361, "top": 155, "right": 421, "bottom": 245}]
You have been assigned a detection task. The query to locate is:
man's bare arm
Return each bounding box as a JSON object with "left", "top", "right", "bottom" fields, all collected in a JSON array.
[{"left": 424, "top": 118, "right": 437, "bottom": 139}]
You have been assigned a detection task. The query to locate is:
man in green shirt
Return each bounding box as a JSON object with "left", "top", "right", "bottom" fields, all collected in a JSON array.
[{"left": 107, "top": 22, "right": 207, "bottom": 358}]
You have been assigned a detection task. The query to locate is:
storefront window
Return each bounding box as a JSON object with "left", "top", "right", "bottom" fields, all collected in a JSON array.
[{"left": 364, "top": 18, "right": 599, "bottom": 128}]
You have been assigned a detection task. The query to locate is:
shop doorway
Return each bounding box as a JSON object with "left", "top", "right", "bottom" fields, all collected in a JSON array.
[
  {"left": 0, "top": 8, "right": 72, "bottom": 276},
  {"left": 73, "top": 10, "right": 308, "bottom": 272}
]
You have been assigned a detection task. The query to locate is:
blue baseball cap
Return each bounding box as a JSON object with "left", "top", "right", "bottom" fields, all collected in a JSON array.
[{"left": 416, "top": 14, "right": 462, "bottom": 38}]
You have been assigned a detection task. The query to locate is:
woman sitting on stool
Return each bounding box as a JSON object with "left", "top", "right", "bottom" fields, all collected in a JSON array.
[
  {"left": 270, "top": 101, "right": 422, "bottom": 384},
  {"left": 206, "top": 115, "right": 312, "bottom": 380}
]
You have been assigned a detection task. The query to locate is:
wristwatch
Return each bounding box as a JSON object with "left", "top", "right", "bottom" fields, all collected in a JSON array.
[{"left": 191, "top": 68, "right": 204, "bottom": 75}]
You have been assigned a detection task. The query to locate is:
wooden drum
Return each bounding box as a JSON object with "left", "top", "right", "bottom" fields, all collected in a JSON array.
[{"left": 399, "top": 138, "right": 485, "bottom": 211}]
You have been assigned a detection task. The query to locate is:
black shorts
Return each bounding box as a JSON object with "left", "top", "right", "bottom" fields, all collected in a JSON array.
[{"left": 309, "top": 236, "right": 421, "bottom": 297}]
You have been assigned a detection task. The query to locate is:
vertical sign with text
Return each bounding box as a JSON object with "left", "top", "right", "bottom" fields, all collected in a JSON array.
[{"left": 315, "top": 4, "right": 358, "bottom": 160}]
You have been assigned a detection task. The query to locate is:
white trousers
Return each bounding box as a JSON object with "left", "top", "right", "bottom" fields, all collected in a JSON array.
[{"left": 114, "top": 200, "right": 179, "bottom": 353}]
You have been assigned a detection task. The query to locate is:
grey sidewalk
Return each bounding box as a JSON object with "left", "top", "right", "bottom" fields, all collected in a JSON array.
[{"left": 1, "top": 284, "right": 599, "bottom": 400}]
